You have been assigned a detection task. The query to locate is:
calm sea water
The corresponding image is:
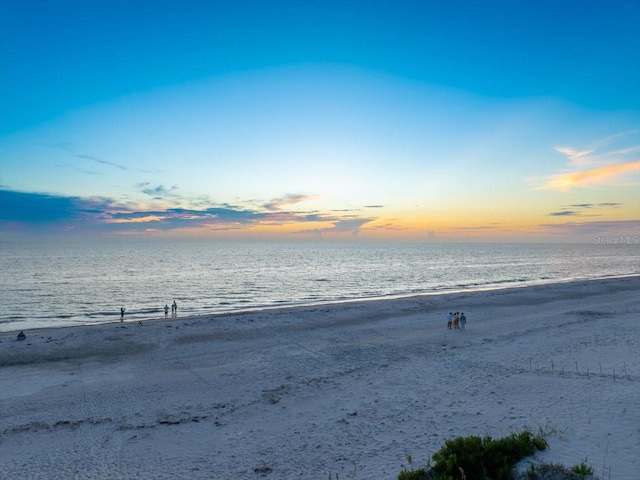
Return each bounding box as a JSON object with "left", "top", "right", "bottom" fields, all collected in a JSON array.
[{"left": 1, "top": 241, "right": 638, "bottom": 332}]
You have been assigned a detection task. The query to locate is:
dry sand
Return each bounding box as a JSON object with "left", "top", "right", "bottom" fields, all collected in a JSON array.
[{"left": 1, "top": 276, "right": 639, "bottom": 479}]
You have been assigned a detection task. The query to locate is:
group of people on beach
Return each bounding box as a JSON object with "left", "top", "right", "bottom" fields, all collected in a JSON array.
[
  {"left": 119, "top": 301, "right": 178, "bottom": 323},
  {"left": 164, "top": 301, "right": 178, "bottom": 317},
  {"left": 447, "top": 312, "right": 467, "bottom": 330}
]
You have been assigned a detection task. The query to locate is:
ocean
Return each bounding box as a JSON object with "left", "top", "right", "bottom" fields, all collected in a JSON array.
[{"left": 1, "top": 241, "right": 638, "bottom": 332}]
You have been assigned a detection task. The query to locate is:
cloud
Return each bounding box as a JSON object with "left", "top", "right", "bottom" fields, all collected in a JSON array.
[
  {"left": 75, "top": 154, "right": 129, "bottom": 171},
  {"left": 0, "top": 189, "right": 120, "bottom": 223},
  {"left": 294, "top": 217, "right": 375, "bottom": 237},
  {"left": 0, "top": 190, "right": 82, "bottom": 223},
  {"left": 0, "top": 188, "right": 370, "bottom": 237},
  {"left": 45, "top": 142, "right": 76, "bottom": 152},
  {"left": 331, "top": 218, "right": 373, "bottom": 234},
  {"left": 554, "top": 147, "right": 594, "bottom": 166},
  {"left": 548, "top": 210, "right": 581, "bottom": 217},
  {"left": 569, "top": 204, "right": 594, "bottom": 209},
  {"left": 47, "top": 143, "right": 159, "bottom": 174},
  {"left": 56, "top": 163, "right": 102, "bottom": 175},
  {"left": 108, "top": 205, "right": 269, "bottom": 230},
  {"left": 547, "top": 202, "right": 624, "bottom": 217},
  {"left": 539, "top": 160, "right": 640, "bottom": 191},
  {"left": 77, "top": 154, "right": 159, "bottom": 174},
  {"left": 263, "top": 194, "right": 317, "bottom": 211},
  {"left": 140, "top": 184, "right": 180, "bottom": 199},
  {"left": 538, "top": 132, "right": 640, "bottom": 191}
]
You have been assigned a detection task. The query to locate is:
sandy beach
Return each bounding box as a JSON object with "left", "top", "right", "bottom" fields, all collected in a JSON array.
[{"left": 1, "top": 276, "right": 638, "bottom": 479}]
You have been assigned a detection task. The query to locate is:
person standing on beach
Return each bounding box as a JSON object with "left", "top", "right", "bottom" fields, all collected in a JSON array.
[
  {"left": 447, "top": 312, "right": 453, "bottom": 329},
  {"left": 172, "top": 300, "right": 177, "bottom": 316},
  {"left": 164, "top": 304, "right": 169, "bottom": 317},
  {"left": 120, "top": 307, "right": 125, "bottom": 321},
  {"left": 460, "top": 312, "right": 467, "bottom": 330}
]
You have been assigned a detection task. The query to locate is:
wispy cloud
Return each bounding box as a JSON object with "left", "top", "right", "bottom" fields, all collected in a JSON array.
[
  {"left": 75, "top": 154, "right": 129, "bottom": 171},
  {"left": 547, "top": 202, "right": 623, "bottom": 217},
  {"left": 55, "top": 163, "right": 102, "bottom": 175},
  {"left": 536, "top": 131, "right": 640, "bottom": 191},
  {"left": 540, "top": 161, "right": 640, "bottom": 191},
  {"left": 554, "top": 147, "right": 594, "bottom": 166},
  {"left": 548, "top": 210, "right": 583, "bottom": 217},
  {"left": 263, "top": 194, "right": 317, "bottom": 211},
  {"left": 47, "top": 143, "right": 160, "bottom": 174},
  {"left": 139, "top": 184, "right": 180, "bottom": 199}
]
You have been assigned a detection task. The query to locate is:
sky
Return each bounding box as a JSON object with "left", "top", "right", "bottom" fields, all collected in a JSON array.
[{"left": 1, "top": 0, "right": 639, "bottom": 242}]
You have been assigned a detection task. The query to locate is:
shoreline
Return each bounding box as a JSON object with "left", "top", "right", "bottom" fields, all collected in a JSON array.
[
  {"left": 1, "top": 275, "right": 638, "bottom": 479},
  {"left": 3, "top": 273, "right": 639, "bottom": 335}
]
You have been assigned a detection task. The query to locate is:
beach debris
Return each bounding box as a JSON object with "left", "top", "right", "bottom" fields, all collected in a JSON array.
[
  {"left": 17, "top": 331, "right": 26, "bottom": 341},
  {"left": 254, "top": 464, "right": 273, "bottom": 475}
]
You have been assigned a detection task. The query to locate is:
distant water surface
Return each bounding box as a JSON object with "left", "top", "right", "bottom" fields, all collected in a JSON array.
[{"left": 1, "top": 241, "right": 638, "bottom": 331}]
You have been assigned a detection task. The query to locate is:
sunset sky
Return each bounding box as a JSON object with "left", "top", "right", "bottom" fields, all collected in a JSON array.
[{"left": 1, "top": 0, "right": 639, "bottom": 242}]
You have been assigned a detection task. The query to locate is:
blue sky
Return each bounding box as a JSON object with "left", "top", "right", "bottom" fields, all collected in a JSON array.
[{"left": 1, "top": 0, "right": 639, "bottom": 241}]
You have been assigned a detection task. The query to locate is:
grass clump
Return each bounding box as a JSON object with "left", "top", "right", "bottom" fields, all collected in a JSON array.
[
  {"left": 398, "top": 454, "right": 430, "bottom": 480},
  {"left": 426, "top": 430, "right": 547, "bottom": 480},
  {"left": 397, "top": 430, "right": 597, "bottom": 480},
  {"left": 398, "top": 468, "right": 429, "bottom": 480},
  {"left": 523, "top": 461, "right": 595, "bottom": 479},
  {"left": 571, "top": 461, "right": 594, "bottom": 477}
]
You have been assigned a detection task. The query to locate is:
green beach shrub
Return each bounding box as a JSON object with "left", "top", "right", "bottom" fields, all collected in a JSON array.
[
  {"left": 398, "top": 454, "right": 430, "bottom": 480},
  {"left": 431, "top": 435, "right": 484, "bottom": 479},
  {"left": 395, "top": 430, "right": 604, "bottom": 480},
  {"left": 427, "top": 430, "right": 547, "bottom": 480},
  {"left": 570, "top": 461, "right": 594, "bottom": 477},
  {"left": 397, "top": 467, "right": 429, "bottom": 480},
  {"left": 522, "top": 461, "right": 594, "bottom": 479}
]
